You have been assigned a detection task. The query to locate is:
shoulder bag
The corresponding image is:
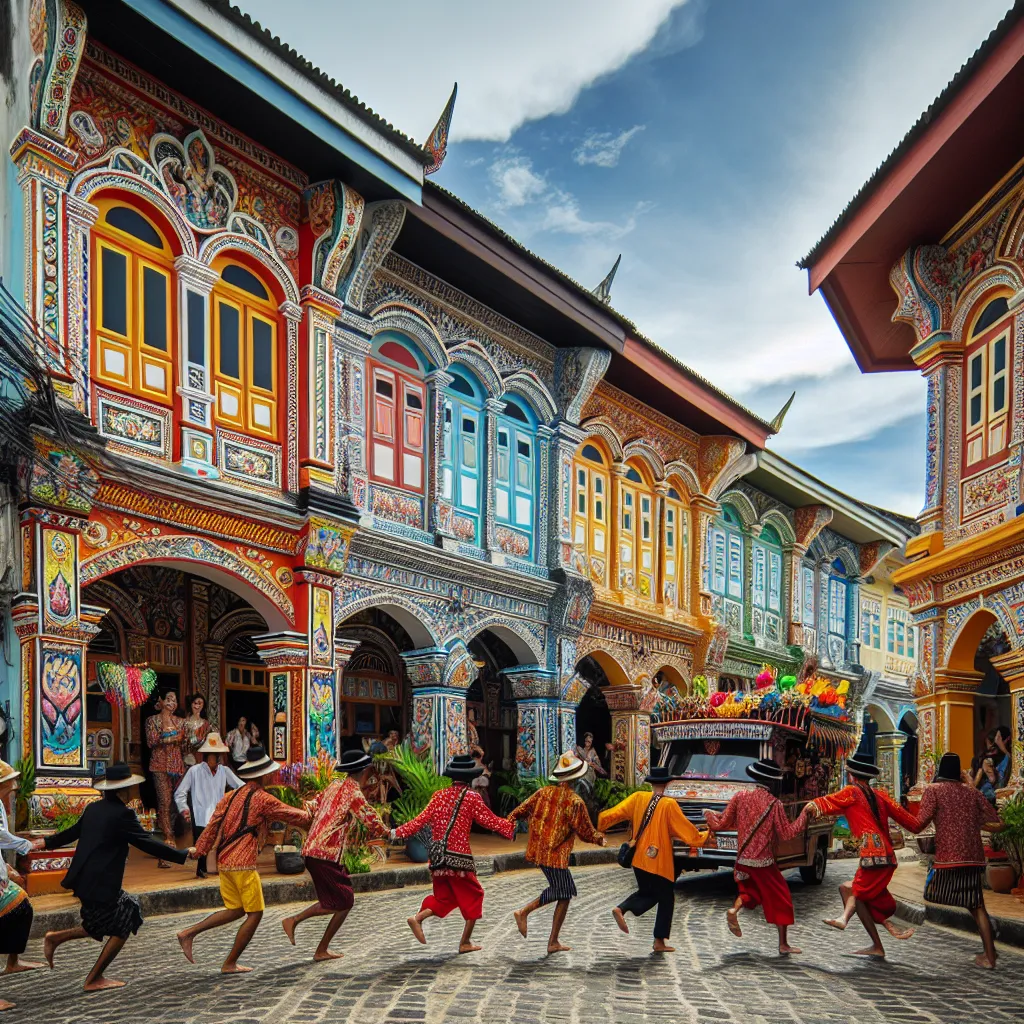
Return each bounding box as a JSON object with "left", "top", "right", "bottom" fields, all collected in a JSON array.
[
  {"left": 618, "top": 794, "right": 662, "bottom": 868},
  {"left": 734, "top": 801, "right": 774, "bottom": 861},
  {"left": 428, "top": 788, "right": 476, "bottom": 874}
]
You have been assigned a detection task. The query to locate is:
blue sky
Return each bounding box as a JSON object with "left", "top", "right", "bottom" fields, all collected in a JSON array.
[{"left": 239, "top": 0, "right": 1012, "bottom": 514}]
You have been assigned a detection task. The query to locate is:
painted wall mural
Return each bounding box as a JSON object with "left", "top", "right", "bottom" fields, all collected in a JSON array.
[
  {"left": 308, "top": 670, "right": 337, "bottom": 758},
  {"left": 39, "top": 643, "right": 84, "bottom": 769},
  {"left": 42, "top": 528, "right": 77, "bottom": 630}
]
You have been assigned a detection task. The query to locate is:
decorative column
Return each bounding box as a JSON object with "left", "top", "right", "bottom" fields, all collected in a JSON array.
[
  {"left": 784, "top": 541, "right": 808, "bottom": 648},
  {"left": 280, "top": 300, "right": 303, "bottom": 494},
  {"left": 688, "top": 495, "right": 720, "bottom": 620},
  {"left": 64, "top": 194, "right": 98, "bottom": 411},
  {"left": 927, "top": 668, "right": 983, "bottom": 768},
  {"left": 874, "top": 732, "right": 907, "bottom": 800},
  {"left": 483, "top": 397, "right": 503, "bottom": 557},
  {"left": 252, "top": 631, "right": 312, "bottom": 766},
  {"left": 203, "top": 643, "right": 225, "bottom": 734},
  {"left": 534, "top": 425, "right": 554, "bottom": 568},
  {"left": 911, "top": 346, "right": 959, "bottom": 534},
  {"left": 426, "top": 369, "right": 456, "bottom": 539},
  {"left": 403, "top": 646, "right": 473, "bottom": 772},
  {"left": 548, "top": 422, "right": 585, "bottom": 569},
  {"left": 505, "top": 667, "right": 561, "bottom": 779},
  {"left": 990, "top": 649, "right": 1024, "bottom": 789},
  {"left": 333, "top": 315, "right": 373, "bottom": 513},
  {"left": 604, "top": 685, "right": 651, "bottom": 786}
]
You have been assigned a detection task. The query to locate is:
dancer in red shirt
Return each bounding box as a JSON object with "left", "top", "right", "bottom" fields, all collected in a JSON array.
[
  {"left": 807, "top": 755, "right": 921, "bottom": 958},
  {"left": 704, "top": 758, "right": 810, "bottom": 955}
]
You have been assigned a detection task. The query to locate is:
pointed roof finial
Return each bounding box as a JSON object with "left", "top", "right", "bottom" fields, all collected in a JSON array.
[
  {"left": 424, "top": 83, "right": 457, "bottom": 176},
  {"left": 592, "top": 254, "right": 621, "bottom": 304},
  {"left": 770, "top": 391, "right": 796, "bottom": 433}
]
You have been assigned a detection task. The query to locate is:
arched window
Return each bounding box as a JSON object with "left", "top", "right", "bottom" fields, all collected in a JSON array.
[
  {"left": 618, "top": 460, "right": 655, "bottom": 598},
  {"left": 964, "top": 293, "right": 1013, "bottom": 471},
  {"left": 827, "top": 558, "right": 848, "bottom": 642},
  {"left": 572, "top": 442, "right": 609, "bottom": 586},
  {"left": 495, "top": 396, "right": 538, "bottom": 558},
  {"left": 441, "top": 366, "right": 484, "bottom": 543},
  {"left": 662, "top": 485, "right": 689, "bottom": 609},
  {"left": 709, "top": 505, "right": 744, "bottom": 601},
  {"left": 752, "top": 524, "right": 783, "bottom": 640},
  {"left": 92, "top": 197, "right": 175, "bottom": 403},
  {"left": 367, "top": 334, "right": 426, "bottom": 494},
  {"left": 211, "top": 257, "right": 280, "bottom": 439}
]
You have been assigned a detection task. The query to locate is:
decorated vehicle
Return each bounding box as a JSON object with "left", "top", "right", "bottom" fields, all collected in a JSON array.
[{"left": 652, "top": 671, "right": 858, "bottom": 883}]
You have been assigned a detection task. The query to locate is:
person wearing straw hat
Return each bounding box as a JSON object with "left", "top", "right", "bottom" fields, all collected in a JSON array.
[
  {"left": 915, "top": 752, "right": 1005, "bottom": 969},
  {"left": 0, "top": 760, "right": 45, "bottom": 1012},
  {"left": 599, "top": 765, "right": 710, "bottom": 954},
  {"left": 41, "top": 763, "right": 194, "bottom": 992},
  {"left": 806, "top": 754, "right": 922, "bottom": 958},
  {"left": 507, "top": 751, "right": 607, "bottom": 953},
  {"left": 391, "top": 754, "right": 515, "bottom": 954},
  {"left": 704, "top": 758, "right": 811, "bottom": 955},
  {"left": 281, "top": 749, "right": 390, "bottom": 961},
  {"left": 177, "top": 745, "right": 310, "bottom": 973},
  {"left": 174, "top": 731, "right": 243, "bottom": 878}
]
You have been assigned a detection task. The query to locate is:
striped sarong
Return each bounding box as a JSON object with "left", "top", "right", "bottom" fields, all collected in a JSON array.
[
  {"left": 924, "top": 865, "right": 984, "bottom": 910},
  {"left": 538, "top": 865, "right": 577, "bottom": 904}
]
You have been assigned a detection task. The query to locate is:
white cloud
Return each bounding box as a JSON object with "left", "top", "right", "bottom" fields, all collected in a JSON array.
[
  {"left": 573, "top": 125, "right": 646, "bottom": 167},
  {"left": 234, "top": 0, "right": 691, "bottom": 143},
  {"left": 489, "top": 154, "right": 548, "bottom": 208}
]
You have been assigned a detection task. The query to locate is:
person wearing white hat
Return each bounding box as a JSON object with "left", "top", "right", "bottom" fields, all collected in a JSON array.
[
  {"left": 176, "top": 746, "right": 311, "bottom": 974},
  {"left": 507, "top": 752, "right": 606, "bottom": 953},
  {"left": 174, "top": 732, "right": 243, "bottom": 878}
]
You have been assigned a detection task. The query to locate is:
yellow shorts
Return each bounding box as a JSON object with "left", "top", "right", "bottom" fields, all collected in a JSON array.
[{"left": 219, "top": 869, "right": 265, "bottom": 913}]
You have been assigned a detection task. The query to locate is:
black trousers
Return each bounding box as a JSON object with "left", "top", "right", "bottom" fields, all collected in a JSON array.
[
  {"left": 192, "top": 823, "right": 207, "bottom": 874},
  {"left": 617, "top": 867, "right": 676, "bottom": 940}
]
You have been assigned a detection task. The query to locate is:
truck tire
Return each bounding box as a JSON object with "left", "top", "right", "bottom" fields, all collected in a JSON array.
[{"left": 799, "top": 840, "right": 827, "bottom": 884}]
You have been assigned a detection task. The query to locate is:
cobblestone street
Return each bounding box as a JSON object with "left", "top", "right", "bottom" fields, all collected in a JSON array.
[{"left": 5, "top": 863, "right": 1022, "bottom": 1023}]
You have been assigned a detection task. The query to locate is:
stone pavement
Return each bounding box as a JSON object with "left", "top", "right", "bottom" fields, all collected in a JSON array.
[{"left": 5, "top": 862, "right": 1022, "bottom": 1023}]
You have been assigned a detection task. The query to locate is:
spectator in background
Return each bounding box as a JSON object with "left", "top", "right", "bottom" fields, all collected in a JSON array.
[{"left": 225, "top": 717, "right": 251, "bottom": 769}]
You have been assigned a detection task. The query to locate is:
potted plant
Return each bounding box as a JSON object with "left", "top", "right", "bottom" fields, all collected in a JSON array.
[
  {"left": 265, "top": 782, "right": 303, "bottom": 847},
  {"left": 382, "top": 743, "right": 450, "bottom": 862},
  {"left": 991, "top": 790, "right": 1024, "bottom": 891}
]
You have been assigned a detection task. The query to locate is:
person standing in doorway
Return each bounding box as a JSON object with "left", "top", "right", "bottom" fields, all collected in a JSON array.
[
  {"left": 174, "top": 732, "right": 243, "bottom": 878},
  {"left": 599, "top": 765, "right": 710, "bottom": 954},
  {"left": 181, "top": 693, "right": 210, "bottom": 768},
  {"left": 145, "top": 690, "right": 186, "bottom": 868},
  {"left": 225, "top": 717, "right": 252, "bottom": 769}
]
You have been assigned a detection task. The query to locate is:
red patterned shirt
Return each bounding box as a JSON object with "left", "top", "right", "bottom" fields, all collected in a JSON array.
[
  {"left": 394, "top": 783, "right": 514, "bottom": 873},
  {"left": 704, "top": 786, "right": 809, "bottom": 868},
  {"left": 145, "top": 714, "right": 185, "bottom": 776},
  {"left": 303, "top": 777, "right": 389, "bottom": 864},
  {"left": 509, "top": 784, "right": 602, "bottom": 868},
  {"left": 915, "top": 781, "right": 1002, "bottom": 868},
  {"left": 812, "top": 783, "right": 920, "bottom": 865}
]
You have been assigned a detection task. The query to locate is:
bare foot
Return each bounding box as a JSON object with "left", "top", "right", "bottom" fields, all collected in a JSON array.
[
  {"left": 313, "top": 950, "right": 343, "bottom": 962},
  {"left": 974, "top": 954, "right": 996, "bottom": 970},
  {"left": 652, "top": 941, "right": 675, "bottom": 953},
  {"left": 851, "top": 946, "right": 886, "bottom": 958},
  {"left": 282, "top": 917, "right": 297, "bottom": 946},
  {"left": 42, "top": 935, "right": 57, "bottom": 969},
  {"left": 221, "top": 964, "right": 253, "bottom": 974},
  {"left": 612, "top": 908, "right": 629, "bottom": 934},
  {"left": 4, "top": 959, "right": 45, "bottom": 974},
  {"left": 458, "top": 943, "right": 482, "bottom": 954},
  {"left": 177, "top": 932, "right": 195, "bottom": 964},
  {"left": 514, "top": 909, "right": 528, "bottom": 938},
  {"left": 407, "top": 917, "right": 426, "bottom": 945},
  {"left": 883, "top": 921, "right": 914, "bottom": 940},
  {"left": 779, "top": 944, "right": 802, "bottom": 955},
  {"left": 0, "top": 1000, "right": 13, "bottom": 1012},
  {"left": 823, "top": 918, "right": 847, "bottom": 931},
  {"left": 726, "top": 908, "right": 742, "bottom": 938},
  {"left": 547, "top": 942, "right": 571, "bottom": 953},
  {"left": 83, "top": 977, "right": 126, "bottom": 992}
]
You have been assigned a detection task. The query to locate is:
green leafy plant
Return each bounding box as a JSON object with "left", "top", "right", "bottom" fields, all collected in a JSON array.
[
  {"left": 993, "top": 790, "right": 1024, "bottom": 880},
  {"left": 381, "top": 742, "right": 450, "bottom": 827},
  {"left": 495, "top": 771, "right": 549, "bottom": 817},
  {"left": 265, "top": 784, "right": 303, "bottom": 808},
  {"left": 342, "top": 845, "right": 374, "bottom": 874},
  {"left": 14, "top": 754, "right": 35, "bottom": 831},
  {"left": 593, "top": 778, "right": 651, "bottom": 811}
]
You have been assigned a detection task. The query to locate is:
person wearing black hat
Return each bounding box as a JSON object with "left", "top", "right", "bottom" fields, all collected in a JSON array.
[
  {"left": 281, "top": 749, "right": 389, "bottom": 961},
  {"left": 177, "top": 746, "right": 311, "bottom": 973},
  {"left": 704, "top": 758, "right": 811, "bottom": 955},
  {"left": 915, "top": 752, "right": 1004, "bottom": 969},
  {"left": 806, "top": 755, "right": 923, "bottom": 958},
  {"left": 391, "top": 754, "right": 515, "bottom": 953},
  {"left": 41, "top": 763, "right": 195, "bottom": 992},
  {"left": 598, "top": 765, "right": 710, "bottom": 953}
]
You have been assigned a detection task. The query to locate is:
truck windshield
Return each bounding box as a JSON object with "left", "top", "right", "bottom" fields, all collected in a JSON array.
[{"left": 667, "top": 740, "right": 761, "bottom": 781}]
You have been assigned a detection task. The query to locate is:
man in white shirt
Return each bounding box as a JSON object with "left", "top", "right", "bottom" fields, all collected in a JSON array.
[
  {"left": 225, "top": 717, "right": 251, "bottom": 768},
  {"left": 174, "top": 733, "right": 243, "bottom": 878}
]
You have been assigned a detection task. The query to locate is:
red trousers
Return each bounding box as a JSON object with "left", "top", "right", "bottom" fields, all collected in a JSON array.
[
  {"left": 852, "top": 864, "right": 897, "bottom": 922},
  {"left": 735, "top": 865, "right": 794, "bottom": 927},
  {"left": 421, "top": 872, "right": 485, "bottom": 921}
]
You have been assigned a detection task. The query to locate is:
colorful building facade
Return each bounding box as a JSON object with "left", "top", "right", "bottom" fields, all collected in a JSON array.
[{"left": 801, "top": 7, "right": 1024, "bottom": 788}]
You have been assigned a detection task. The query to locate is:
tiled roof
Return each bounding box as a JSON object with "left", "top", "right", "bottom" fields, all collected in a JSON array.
[
  {"left": 200, "top": 0, "right": 431, "bottom": 165},
  {"left": 797, "top": 1, "right": 1024, "bottom": 270}
]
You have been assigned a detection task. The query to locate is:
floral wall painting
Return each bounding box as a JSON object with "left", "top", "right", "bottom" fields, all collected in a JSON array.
[
  {"left": 310, "top": 585, "right": 334, "bottom": 666},
  {"left": 39, "top": 645, "right": 85, "bottom": 769},
  {"left": 308, "top": 671, "right": 337, "bottom": 758},
  {"left": 43, "top": 528, "right": 78, "bottom": 630}
]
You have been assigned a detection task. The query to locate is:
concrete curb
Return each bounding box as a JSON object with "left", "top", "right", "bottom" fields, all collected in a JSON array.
[{"left": 895, "top": 895, "right": 1024, "bottom": 948}]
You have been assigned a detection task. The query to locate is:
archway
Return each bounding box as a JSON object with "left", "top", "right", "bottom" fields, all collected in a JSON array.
[
  {"left": 574, "top": 655, "right": 618, "bottom": 772},
  {"left": 467, "top": 629, "right": 521, "bottom": 770},
  {"left": 855, "top": 703, "right": 897, "bottom": 761},
  {"left": 900, "top": 711, "right": 919, "bottom": 791},
  {"left": 973, "top": 623, "right": 1012, "bottom": 771}
]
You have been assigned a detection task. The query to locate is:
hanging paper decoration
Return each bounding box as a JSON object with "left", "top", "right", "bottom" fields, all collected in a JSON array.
[{"left": 95, "top": 662, "right": 158, "bottom": 709}]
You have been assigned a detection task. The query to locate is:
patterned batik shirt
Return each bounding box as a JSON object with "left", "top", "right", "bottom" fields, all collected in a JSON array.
[
  {"left": 704, "top": 786, "right": 809, "bottom": 868},
  {"left": 509, "top": 784, "right": 602, "bottom": 869},
  {"left": 302, "top": 777, "right": 389, "bottom": 864}
]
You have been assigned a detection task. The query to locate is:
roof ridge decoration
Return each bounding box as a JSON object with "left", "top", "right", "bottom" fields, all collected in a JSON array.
[
  {"left": 592, "top": 254, "right": 621, "bottom": 304},
  {"left": 769, "top": 391, "right": 795, "bottom": 433},
  {"left": 424, "top": 84, "right": 457, "bottom": 176}
]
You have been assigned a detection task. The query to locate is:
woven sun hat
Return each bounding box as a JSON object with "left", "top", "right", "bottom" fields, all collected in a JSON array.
[
  {"left": 745, "top": 758, "right": 784, "bottom": 784},
  {"left": 337, "top": 749, "right": 373, "bottom": 774},
  {"left": 846, "top": 755, "right": 880, "bottom": 780},
  {"left": 0, "top": 760, "right": 20, "bottom": 785},
  {"left": 933, "top": 752, "right": 963, "bottom": 783},
  {"left": 197, "top": 731, "right": 231, "bottom": 755},
  {"left": 94, "top": 762, "right": 146, "bottom": 791},
  {"left": 549, "top": 752, "right": 589, "bottom": 783},
  {"left": 444, "top": 754, "right": 485, "bottom": 780},
  {"left": 236, "top": 745, "right": 281, "bottom": 780}
]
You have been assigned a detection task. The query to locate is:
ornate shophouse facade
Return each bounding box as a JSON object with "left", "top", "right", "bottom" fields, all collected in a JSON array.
[{"left": 801, "top": 6, "right": 1024, "bottom": 788}]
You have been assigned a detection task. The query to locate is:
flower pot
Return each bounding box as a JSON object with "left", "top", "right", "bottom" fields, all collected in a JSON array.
[
  {"left": 274, "top": 845, "right": 305, "bottom": 875},
  {"left": 986, "top": 860, "right": 1017, "bottom": 894},
  {"left": 405, "top": 833, "right": 430, "bottom": 863}
]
